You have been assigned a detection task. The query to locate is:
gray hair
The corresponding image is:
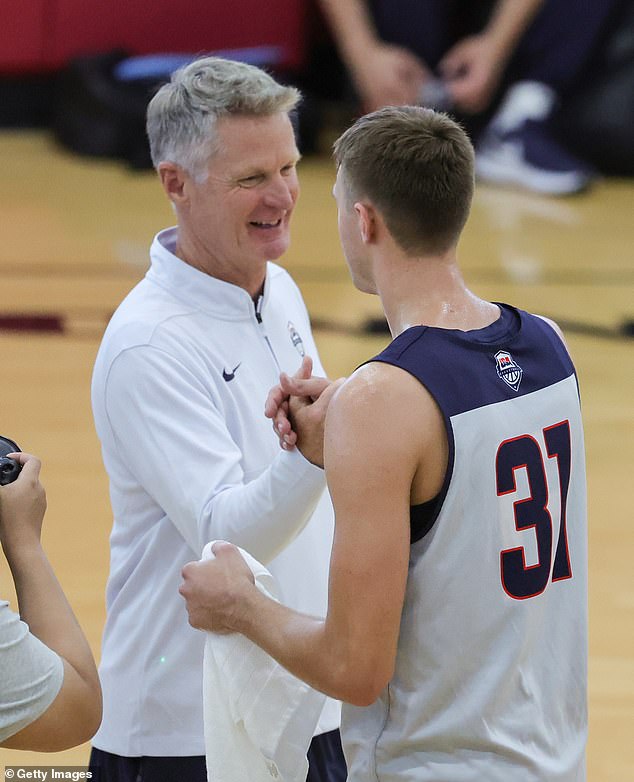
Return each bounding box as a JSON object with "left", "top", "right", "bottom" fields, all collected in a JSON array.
[{"left": 146, "top": 56, "right": 301, "bottom": 179}]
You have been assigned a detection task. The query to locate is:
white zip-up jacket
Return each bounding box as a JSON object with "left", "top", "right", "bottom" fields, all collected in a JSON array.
[{"left": 91, "top": 227, "right": 339, "bottom": 756}]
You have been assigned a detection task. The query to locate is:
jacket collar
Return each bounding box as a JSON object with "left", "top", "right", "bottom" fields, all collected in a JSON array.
[{"left": 147, "top": 227, "right": 272, "bottom": 321}]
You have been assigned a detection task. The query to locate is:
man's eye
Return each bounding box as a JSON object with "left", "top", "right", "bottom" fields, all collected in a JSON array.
[{"left": 239, "top": 176, "right": 262, "bottom": 188}]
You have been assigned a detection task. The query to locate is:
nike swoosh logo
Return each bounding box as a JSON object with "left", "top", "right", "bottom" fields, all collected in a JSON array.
[{"left": 222, "top": 363, "right": 241, "bottom": 382}]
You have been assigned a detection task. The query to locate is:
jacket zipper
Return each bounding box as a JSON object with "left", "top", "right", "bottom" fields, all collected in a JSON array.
[{"left": 255, "top": 295, "right": 281, "bottom": 372}]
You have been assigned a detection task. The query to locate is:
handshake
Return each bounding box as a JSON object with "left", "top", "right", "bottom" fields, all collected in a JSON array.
[{"left": 264, "top": 356, "right": 345, "bottom": 468}]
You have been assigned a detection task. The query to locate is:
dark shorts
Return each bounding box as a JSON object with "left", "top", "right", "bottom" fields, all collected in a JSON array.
[
  {"left": 89, "top": 730, "right": 347, "bottom": 781},
  {"left": 88, "top": 749, "right": 207, "bottom": 782},
  {"left": 307, "top": 729, "right": 347, "bottom": 782}
]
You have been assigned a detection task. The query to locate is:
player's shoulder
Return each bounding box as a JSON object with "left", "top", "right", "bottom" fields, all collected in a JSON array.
[
  {"left": 325, "top": 361, "right": 441, "bottom": 471},
  {"left": 342, "top": 359, "right": 414, "bottom": 393},
  {"left": 534, "top": 313, "right": 568, "bottom": 347},
  {"left": 330, "top": 360, "right": 437, "bottom": 425}
]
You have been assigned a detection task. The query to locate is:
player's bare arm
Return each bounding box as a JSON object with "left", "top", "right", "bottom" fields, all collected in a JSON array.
[{"left": 181, "top": 361, "right": 446, "bottom": 704}]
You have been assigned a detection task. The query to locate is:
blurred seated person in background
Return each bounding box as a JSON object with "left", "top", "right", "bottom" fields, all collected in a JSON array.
[
  {"left": 0, "top": 452, "right": 102, "bottom": 751},
  {"left": 318, "top": 0, "right": 625, "bottom": 195}
]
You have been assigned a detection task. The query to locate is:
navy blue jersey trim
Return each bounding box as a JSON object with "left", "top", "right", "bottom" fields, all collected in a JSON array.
[
  {"left": 370, "top": 304, "right": 574, "bottom": 418},
  {"left": 363, "top": 303, "right": 575, "bottom": 543},
  {"left": 410, "top": 494, "right": 441, "bottom": 544}
]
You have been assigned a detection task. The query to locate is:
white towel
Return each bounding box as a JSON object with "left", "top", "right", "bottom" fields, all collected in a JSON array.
[{"left": 202, "top": 541, "right": 326, "bottom": 782}]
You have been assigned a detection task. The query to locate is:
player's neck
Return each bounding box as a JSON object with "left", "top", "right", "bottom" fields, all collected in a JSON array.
[{"left": 377, "top": 254, "right": 498, "bottom": 337}]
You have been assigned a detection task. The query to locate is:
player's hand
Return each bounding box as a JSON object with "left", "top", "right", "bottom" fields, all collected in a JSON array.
[
  {"left": 179, "top": 541, "right": 255, "bottom": 634},
  {"left": 286, "top": 378, "right": 346, "bottom": 467},
  {"left": 0, "top": 453, "right": 47, "bottom": 557},
  {"left": 265, "top": 356, "right": 330, "bottom": 450}
]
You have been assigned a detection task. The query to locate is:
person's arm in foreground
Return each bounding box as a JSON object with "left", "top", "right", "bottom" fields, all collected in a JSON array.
[
  {"left": 0, "top": 453, "right": 102, "bottom": 751},
  {"left": 440, "top": 0, "right": 545, "bottom": 112},
  {"left": 181, "top": 363, "right": 444, "bottom": 704},
  {"left": 318, "top": 0, "right": 430, "bottom": 111}
]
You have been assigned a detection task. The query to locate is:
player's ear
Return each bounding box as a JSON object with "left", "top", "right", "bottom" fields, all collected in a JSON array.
[{"left": 354, "top": 202, "right": 377, "bottom": 244}]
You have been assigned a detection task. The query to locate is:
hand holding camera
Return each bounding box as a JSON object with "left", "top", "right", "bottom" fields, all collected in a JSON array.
[{"left": 0, "top": 436, "right": 22, "bottom": 486}]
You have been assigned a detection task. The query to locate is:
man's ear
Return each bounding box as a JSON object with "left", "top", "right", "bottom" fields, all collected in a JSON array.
[
  {"left": 158, "top": 162, "right": 188, "bottom": 204},
  {"left": 354, "top": 202, "right": 377, "bottom": 244}
]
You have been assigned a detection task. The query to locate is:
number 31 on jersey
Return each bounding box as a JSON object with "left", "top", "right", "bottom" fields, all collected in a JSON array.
[{"left": 496, "top": 420, "right": 573, "bottom": 600}]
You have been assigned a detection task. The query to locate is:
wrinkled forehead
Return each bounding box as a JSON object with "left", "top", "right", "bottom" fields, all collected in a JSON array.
[
  {"left": 215, "top": 112, "right": 297, "bottom": 149},
  {"left": 210, "top": 112, "right": 299, "bottom": 168}
]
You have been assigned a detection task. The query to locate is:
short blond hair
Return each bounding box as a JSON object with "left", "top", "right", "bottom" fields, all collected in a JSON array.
[{"left": 334, "top": 106, "right": 475, "bottom": 255}]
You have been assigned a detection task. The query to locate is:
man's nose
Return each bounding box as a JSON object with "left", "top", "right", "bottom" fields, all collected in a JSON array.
[{"left": 263, "top": 175, "right": 296, "bottom": 210}]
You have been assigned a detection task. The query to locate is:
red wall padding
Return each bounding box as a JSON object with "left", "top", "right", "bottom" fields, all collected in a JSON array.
[
  {"left": 2, "top": 0, "right": 308, "bottom": 73},
  {"left": 1, "top": 0, "right": 49, "bottom": 71}
]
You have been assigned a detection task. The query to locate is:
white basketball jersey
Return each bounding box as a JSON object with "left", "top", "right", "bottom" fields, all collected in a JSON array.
[{"left": 343, "top": 305, "right": 587, "bottom": 782}]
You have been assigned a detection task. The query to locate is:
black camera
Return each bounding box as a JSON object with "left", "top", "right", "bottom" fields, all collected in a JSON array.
[{"left": 0, "top": 436, "right": 22, "bottom": 486}]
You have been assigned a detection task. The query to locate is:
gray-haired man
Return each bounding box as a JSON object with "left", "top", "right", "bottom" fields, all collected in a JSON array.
[{"left": 89, "top": 57, "right": 346, "bottom": 782}]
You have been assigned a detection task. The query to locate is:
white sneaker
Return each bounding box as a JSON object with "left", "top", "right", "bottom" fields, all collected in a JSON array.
[{"left": 476, "top": 82, "right": 594, "bottom": 195}]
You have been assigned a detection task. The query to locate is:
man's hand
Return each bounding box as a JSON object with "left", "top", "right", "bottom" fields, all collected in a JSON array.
[
  {"left": 439, "top": 34, "right": 504, "bottom": 113},
  {"left": 179, "top": 541, "right": 256, "bottom": 634},
  {"left": 264, "top": 355, "right": 314, "bottom": 420},
  {"left": 350, "top": 42, "right": 430, "bottom": 112},
  {"left": 265, "top": 356, "right": 343, "bottom": 464},
  {"left": 266, "top": 378, "right": 332, "bottom": 452},
  {"left": 440, "top": 0, "right": 545, "bottom": 113},
  {"left": 0, "top": 453, "right": 47, "bottom": 559},
  {"left": 265, "top": 355, "right": 325, "bottom": 450},
  {"left": 265, "top": 363, "right": 345, "bottom": 466}
]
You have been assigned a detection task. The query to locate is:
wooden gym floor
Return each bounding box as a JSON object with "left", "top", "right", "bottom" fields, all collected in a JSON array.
[{"left": 0, "top": 129, "right": 632, "bottom": 779}]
